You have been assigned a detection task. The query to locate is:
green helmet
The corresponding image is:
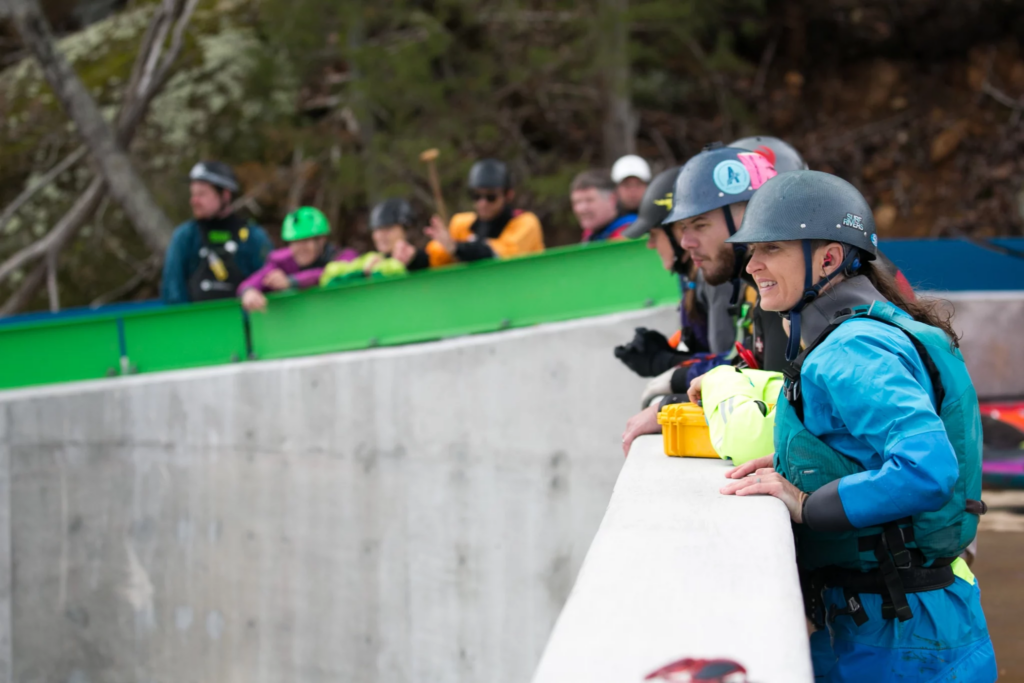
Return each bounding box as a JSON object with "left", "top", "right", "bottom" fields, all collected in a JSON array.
[{"left": 281, "top": 206, "right": 330, "bottom": 242}]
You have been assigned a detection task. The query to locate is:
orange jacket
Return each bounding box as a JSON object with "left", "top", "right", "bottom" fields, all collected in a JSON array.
[{"left": 425, "top": 210, "right": 544, "bottom": 267}]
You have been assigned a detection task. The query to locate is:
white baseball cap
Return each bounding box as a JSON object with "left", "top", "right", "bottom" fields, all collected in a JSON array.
[{"left": 611, "top": 155, "right": 652, "bottom": 183}]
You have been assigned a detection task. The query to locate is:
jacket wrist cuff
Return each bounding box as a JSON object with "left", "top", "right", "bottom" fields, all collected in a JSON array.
[
  {"left": 669, "top": 367, "right": 690, "bottom": 393},
  {"left": 802, "top": 479, "right": 855, "bottom": 531}
]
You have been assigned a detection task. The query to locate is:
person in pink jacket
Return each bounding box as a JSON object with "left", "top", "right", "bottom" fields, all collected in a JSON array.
[{"left": 238, "top": 206, "right": 356, "bottom": 312}]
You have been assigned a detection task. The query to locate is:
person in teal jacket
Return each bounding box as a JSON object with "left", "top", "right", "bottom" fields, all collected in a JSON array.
[
  {"left": 161, "top": 161, "right": 272, "bottom": 304},
  {"left": 714, "top": 171, "right": 995, "bottom": 682}
]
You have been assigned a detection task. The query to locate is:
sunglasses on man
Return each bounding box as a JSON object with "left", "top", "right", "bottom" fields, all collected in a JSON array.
[{"left": 469, "top": 190, "right": 502, "bottom": 203}]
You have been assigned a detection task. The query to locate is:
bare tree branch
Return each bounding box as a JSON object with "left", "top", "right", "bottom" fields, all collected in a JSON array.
[
  {"left": 687, "top": 39, "right": 733, "bottom": 141},
  {"left": 981, "top": 81, "right": 1024, "bottom": 125},
  {"left": 752, "top": 31, "right": 779, "bottom": 98},
  {"left": 287, "top": 148, "right": 308, "bottom": 211},
  {"left": 0, "top": 0, "right": 198, "bottom": 315},
  {"left": 117, "top": 0, "right": 198, "bottom": 144},
  {"left": 137, "top": 1, "right": 174, "bottom": 98},
  {"left": 153, "top": 0, "right": 199, "bottom": 86},
  {"left": 9, "top": 0, "right": 174, "bottom": 253},
  {"left": 45, "top": 250, "right": 59, "bottom": 312},
  {"left": 0, "top": 263, "right": 47, "bottom": 317},
  {"left": 0, "top": 145, "right": 86, "bottom": 235},
  {"left": 123, "top": 0, "right": 171, "bottom": 103},
  {"left": 90, "top": 256, "right": 160, "bottom": 307},
  {"left": 0, "top": 178, "right": 106, "bottom": 285},
  {"left": 647, "top": 125, "right": 677, "bottom": 166},
  {"left": 598, "top": 0, "right": 636, "bottom": 162}
]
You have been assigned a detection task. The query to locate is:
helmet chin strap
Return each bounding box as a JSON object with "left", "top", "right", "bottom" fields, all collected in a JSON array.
[
  {"left": 723, "top": 206, "right": 745, "bottom": 306},
  {"left": 662, "top": 226, "right": 689, "bottom": 275},
  {"left": 784, "top": 240, "right": 863, "bottom": 361}
]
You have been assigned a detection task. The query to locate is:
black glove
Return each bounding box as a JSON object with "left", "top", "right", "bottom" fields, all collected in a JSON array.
[{"left": 614, "top": 327, "right": 690, "bottom": 377}]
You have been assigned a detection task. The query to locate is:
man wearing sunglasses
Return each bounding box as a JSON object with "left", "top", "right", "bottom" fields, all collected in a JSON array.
[{"left": 404, "top": 159, "right": 544, "bottom": 270}]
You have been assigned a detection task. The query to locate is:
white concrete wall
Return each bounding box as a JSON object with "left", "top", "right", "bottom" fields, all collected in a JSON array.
[
  {"left": 0, "top": 291, "right": 1015, "bottom": 683},
  {"left": 937, "top": 291, "right": 1024, "bottom": 399},
  {"left": 0, "top": 308, "right": 676, "bottom": 683},
  {"left": 531, "top": 438, "right": 813, "bottom": 683}
]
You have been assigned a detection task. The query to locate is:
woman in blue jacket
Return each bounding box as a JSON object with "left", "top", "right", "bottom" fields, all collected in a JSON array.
[{"left": 718, "top": 171, "right": 996, "bottom": 682}]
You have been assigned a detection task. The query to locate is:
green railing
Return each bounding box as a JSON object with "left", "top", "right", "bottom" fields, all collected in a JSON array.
[
  {"left": 250, "top": 239, "right": 677, "bottom": 359},
  {"left": 0, "top": 240, "right": 678, "bottom": 391}
]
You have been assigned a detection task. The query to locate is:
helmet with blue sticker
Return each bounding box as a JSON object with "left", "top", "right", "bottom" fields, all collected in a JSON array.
[{"left": 660, "top": 144, "right": 778, "bottom": 227}]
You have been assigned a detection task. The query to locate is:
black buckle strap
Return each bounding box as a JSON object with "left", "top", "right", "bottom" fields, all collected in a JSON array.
[
  {"left": 884, "top": 525, "right": 913, "bottom": 570},
  {"left": 857, "top": 521, "right": 915, "bottom": 554},
  {"left": 827, "top": 588, "right": 869, "bottom": 627},
  {"left": 873, "top": 525, "right": 913, "bottom": 622},
  {"left": 800, "top": 569, "right": 827, "bottom": 630}
]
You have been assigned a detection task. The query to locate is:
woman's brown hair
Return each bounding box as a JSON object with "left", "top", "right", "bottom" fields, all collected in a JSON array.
[
  {"left": 813, "top": 239, "right": 960, "bottom": 347},
  {"left": 860, "top": 259, "right": 961, "bottom": 348}
]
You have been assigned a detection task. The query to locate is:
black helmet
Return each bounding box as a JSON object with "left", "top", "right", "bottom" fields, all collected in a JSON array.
[
  {"left": 188, "top": 161, "right": 239, "bottom": 194},
  {"left": 726, "top": 171, "right": 878, "bottom": 260},
  {"left": 728, "top": 136, "right": 808, "bottom": 174},
  {"left": 661, "top": 144, "right": 777, "bottom": 227},
  {"left": 623, "top": 166, "right": 680, "bottom": 239},
  {"left": 468, "top": 159, "right": 510, "bottom": 190},
  {"left": 370, "top": 198, "right": 415, "bottom": 231}
]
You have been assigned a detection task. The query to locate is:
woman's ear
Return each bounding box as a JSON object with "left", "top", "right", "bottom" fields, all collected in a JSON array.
[{"left": 820, "top": 243, "right": 845, "bottom": 277}]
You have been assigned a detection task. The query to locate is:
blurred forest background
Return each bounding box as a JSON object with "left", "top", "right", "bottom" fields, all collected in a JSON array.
[{"left": 2, "top": 0, "right": 1024, "bottom": 313}]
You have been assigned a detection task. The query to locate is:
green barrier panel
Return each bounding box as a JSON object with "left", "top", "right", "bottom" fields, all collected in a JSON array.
[
  {"left": 0, "top": 314, "right": 121, "bottom": 390},
  {"left": 250, "top": 239, "right": 678, "bottom": 360},
  {"left": 121, "top": 299, "right": 247, "bottom": 374}
]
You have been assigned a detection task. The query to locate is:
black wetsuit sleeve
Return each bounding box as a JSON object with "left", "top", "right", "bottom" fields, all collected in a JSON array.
[
  {"left": 670, "top": 368, "right": 690, "bottom": 393},
  {"left": 454, "top": 240, "right": 495, "bottom": 262},
  {"left": 406, "top": 249, "right": 431, "bottom": 272},
  {"left": 802, "top": 479, "right": 855, "bottom": 531}
]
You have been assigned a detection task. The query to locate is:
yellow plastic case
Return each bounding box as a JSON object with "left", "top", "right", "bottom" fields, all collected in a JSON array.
[{"left": 656, "top": 403, "right": 719, "bottom": 458}]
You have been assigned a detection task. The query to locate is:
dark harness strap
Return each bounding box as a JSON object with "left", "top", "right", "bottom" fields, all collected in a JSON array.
[
  {"left": 784, "top": 308, "right": 946, "bottom": 423},
  {"left": 787, "top": 308, "right": 954, "bottom": 625}
]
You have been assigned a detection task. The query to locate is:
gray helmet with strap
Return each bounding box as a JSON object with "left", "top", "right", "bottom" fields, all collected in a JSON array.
[
  {"left": 726, "top": 170, "right": 878, "bottom": 361},
  {"left": 661, "top": 143, "right": 777, "bottom": 227},
  {"left": 661, "top": 143, "right": 779, "bottom": 297},
  {"left": 728, "top": 136, "right": 808, "bottom": 174},
  {"left": 623, "top": 166, "right": 680, "bottom": 239},
  {"left": 468, "top": 159, "right": 510, "bottom": 189},
  {"left": 725, "top": 170, "right": 878, "bottom": 259},
  {"left": 370, "top": 198, "right": 415, "bottom": 231},
  {"left": 188, "top": 161, "right": 239, "bottom": 194}
]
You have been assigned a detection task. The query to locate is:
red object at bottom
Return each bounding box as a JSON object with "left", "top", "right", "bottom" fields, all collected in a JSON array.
[{"left": 645, "top": 657, "right": 748, "bottom": 682}]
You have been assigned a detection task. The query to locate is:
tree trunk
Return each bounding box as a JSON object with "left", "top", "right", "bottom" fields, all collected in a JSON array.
[
  {"left": 347, "top": 10, "right": 382, "bottom": 205},
  {"left": 598, "top": 0, "right": 636, "bottom": 164},
  {"left": 8, "top": 0, "right": 173, "bottom": 254}
]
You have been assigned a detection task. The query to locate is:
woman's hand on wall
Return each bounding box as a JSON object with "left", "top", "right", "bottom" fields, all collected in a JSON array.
[
  {"left": 621, "top": 404, "right": 661, "bottom": 457},
  {"left": 720, "top": 469, "right": 809, "bottom": 523},
  {"left": 724, "top": 455, "right": 774, "bottom": 479}
]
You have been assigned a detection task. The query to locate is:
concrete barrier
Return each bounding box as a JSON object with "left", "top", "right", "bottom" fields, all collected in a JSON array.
[
  {"left": 0, "top": 290, "right": 1013, "bottom": 683},
  {"left": 938, "top": 291, "right": 1024, "bottom": 399},
  {"left": 531, "top": 437, "right": 813, "bottom": 683},
  {"left": 0, "top": 307, "right": 675, "bottom": 683}
]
